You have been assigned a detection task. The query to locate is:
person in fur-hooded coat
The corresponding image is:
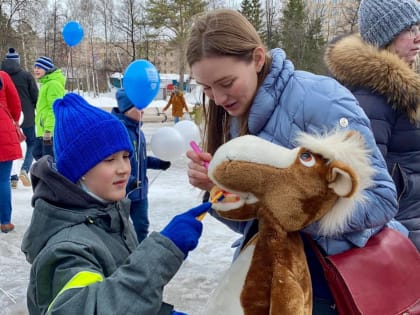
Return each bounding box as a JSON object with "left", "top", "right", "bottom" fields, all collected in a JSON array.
[{"left": 324, "top": 0, "right": 420, "bottom": 251}]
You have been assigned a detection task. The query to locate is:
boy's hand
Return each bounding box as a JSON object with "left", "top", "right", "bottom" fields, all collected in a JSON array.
[{"left": 160, "top": 202, "right": 211, "bottom": 258}]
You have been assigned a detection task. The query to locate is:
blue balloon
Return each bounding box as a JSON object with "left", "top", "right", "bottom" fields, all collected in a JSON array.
[
  {"left": 123, "top": 60, "right": 160, "bottom": 109},
  {"left": 62, "top": 21, "right": 84, "bottom": 47}
]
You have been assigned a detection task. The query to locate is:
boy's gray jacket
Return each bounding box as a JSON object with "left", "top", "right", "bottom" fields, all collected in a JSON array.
[{"left": 21, "top": 156, "right": 184, "bottom": 315}]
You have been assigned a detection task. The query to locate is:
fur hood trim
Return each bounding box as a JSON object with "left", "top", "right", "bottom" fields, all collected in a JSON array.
[{"left": 324, "top": 34, "right": 420, "bottom": 122}]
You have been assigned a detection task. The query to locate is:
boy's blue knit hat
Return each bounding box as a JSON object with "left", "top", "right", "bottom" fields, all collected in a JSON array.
[
  {"left": 6, "top": 48, "right": 20, "bottom": 63},
  {"left": 358, "top": 0, "right": 420, "bottom": 48},
  {"left": 34, "top": 56, "right": 56, "bottom": 72},
  {"left": 53, "top": 93, "right": 133, "bottom": 183},
  {"left": 116, "top": 88, "right": 134, "bottom": 113}
]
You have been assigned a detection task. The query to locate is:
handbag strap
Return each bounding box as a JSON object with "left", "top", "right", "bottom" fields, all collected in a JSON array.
[
  {"left": 0, "top": 102, "right": 20, "bottom": 129},
  {"left": 0, "top": 102, "right": 15, "bottom": 121},
  {"left": 304, "top": 233, "right": 329, "bottom": 268}
]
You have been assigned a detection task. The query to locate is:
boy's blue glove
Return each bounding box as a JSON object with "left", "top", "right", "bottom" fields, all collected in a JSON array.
[
  {"left": 161, "top": 202, "right": 211, "bottom": 258},
  {"left": 171, "top": 311, "right": 187, "bottom": 315}
]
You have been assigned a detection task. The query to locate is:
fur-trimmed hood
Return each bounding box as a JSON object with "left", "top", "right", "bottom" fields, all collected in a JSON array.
[{"left": 324, "top": 34, "right": 420, "bottom": 122}]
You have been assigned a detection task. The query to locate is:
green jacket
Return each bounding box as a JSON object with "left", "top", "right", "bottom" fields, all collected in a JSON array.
[
  {"left": 22, "top": 156, "right": 184, "bottom": 315},
  {"left": 35, "top": 69, "right": 66, "bottom": 137}
]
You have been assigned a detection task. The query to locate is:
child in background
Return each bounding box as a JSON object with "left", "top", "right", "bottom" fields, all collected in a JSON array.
[
  {"left": 162, "top": 86, "right": 189, "bottom": 123},
  {"left": 22, "top": 93, "right": 208, "bottom": 315},
  {"left": 112, "top": 88, "right": 171, "bottom": 242},
  {"left": 32, "top": 56, "right": 65, "bottom": 160}
]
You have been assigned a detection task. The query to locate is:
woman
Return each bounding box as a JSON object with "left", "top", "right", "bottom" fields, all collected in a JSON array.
[
  {"left": 185, "top": 8, "right": 408, "bottom": 314},
  {"left": 0, "top": 70, "right": 22, "bottom": 232},
  {"left": 324, "top": 0, "right": 420, "bottom": 251}
]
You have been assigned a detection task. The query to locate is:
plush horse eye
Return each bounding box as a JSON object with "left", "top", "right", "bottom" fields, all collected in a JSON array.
[{"left": 299, "top": 151, "right": 315, "bottom": 167}]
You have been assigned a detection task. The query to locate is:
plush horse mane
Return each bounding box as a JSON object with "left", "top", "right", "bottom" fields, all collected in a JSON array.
[{"left": 295, "top": 130, "right": 374, "bottom": 235}]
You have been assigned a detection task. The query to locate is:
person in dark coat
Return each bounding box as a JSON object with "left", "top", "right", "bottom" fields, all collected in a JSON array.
[
  {"left": 324, "top": 0, "right": 420, "bottom": 251},
  {"left": 112, "top": 88, "right": 171, "bottom": 242},
  {"left": 1, "top": 48, "right": 39, "bottom": 187}
]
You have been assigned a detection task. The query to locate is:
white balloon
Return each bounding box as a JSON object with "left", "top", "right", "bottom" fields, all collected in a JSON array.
[
  {"left": 174, "top": 120, "right": 201, "bottom": 150},
  {"left": 150, "top": 127, "right": 185, "bottom": 161}
]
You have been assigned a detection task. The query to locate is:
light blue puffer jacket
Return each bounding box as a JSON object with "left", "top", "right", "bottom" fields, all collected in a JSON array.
[{"left": 210, "top": 48, "right": 408, "bottom": 256}]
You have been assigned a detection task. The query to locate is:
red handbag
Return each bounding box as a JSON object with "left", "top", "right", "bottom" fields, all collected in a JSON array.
[{"left": 309, "top": 227, "right": 420, "bottom": 315}]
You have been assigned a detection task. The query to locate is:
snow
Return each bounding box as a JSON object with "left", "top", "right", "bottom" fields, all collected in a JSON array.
[{"left": 0, "top": 93, "right": 239, "bottom": 315}]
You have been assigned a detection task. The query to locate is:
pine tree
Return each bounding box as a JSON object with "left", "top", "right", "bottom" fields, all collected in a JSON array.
[
  {"left": 279, "top": 0, "right": 326, "bottom": 73},
  {"left": 240, "top": 0, "right": 263, "bottom": 34}
]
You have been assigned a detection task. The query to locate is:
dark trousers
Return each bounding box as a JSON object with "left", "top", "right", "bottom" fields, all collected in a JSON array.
[
  {"left": 33, "top": 137, "right": 54, "bottom": 161},
  {"left": 21, "top": 126, "right": 36, "bottom": 172}
]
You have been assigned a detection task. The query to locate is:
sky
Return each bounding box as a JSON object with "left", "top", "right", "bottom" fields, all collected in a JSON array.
[{"left": 0, "top": 93, "right": 240, "bottom": 315}]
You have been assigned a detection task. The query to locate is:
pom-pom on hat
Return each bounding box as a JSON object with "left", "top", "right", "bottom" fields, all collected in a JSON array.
[
  {"left": 53, "top": 93, "right": 133, "bottom": 183},
  {"left": 116, "top": 88, "right": 134, "bottom": 113},
  {"left": 358, "top": 0, "right": 420, "bottom": 48},
  {"left": 6, "top": 48, "right": 20, "bottom": 63},
  {"left": 34, "top": 56, "right": 56, "bottom": 72}
]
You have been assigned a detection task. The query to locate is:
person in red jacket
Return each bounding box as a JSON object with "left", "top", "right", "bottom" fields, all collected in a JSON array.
[{"left": 0, "top": 70, "right": 22, "bottom": 233}]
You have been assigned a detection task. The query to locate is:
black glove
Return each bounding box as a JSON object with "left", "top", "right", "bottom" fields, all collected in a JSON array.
[
  {"left": 43, "top": 131, "right": 52, "bottom": 145},
  {"left": 160, "top": 160, "right": 171, "bottom": 170},
  {"left": 160, "top": 202, "right": 211, "bottom": 258}
]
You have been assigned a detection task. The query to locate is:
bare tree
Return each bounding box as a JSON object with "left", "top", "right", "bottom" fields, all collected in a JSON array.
[
  {"left": 112, "top": 0, "right": 144, "bottom": 62},
  {"left": 146, "top": 0, "right": 206, "bottom": 90}
]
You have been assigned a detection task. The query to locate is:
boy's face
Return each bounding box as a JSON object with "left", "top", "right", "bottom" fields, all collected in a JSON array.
[
  {"left": 124, "top": 107, "right": 144, "bottom": 122},
  {"left": 33, "top": 66, "right": 46, "bottom": 79},
  {"left": 83, "top": 151, "right": 131, "bottom": 201}
]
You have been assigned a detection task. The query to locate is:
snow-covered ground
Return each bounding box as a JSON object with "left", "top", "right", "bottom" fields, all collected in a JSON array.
[{"left": 0, "top": 93, "right": 239, "bottom": 315}]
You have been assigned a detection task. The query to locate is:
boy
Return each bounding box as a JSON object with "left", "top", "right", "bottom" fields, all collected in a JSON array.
[
  {"left": 112, "top": 89, "right": 171, "bottom": 242},
  {"left": 22, "top": 93, "right": 209, "bottom": 315}
]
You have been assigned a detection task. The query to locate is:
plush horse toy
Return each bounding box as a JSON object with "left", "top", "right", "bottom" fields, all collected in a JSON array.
[{"left": 203, "top": 130, "right": 374, "bottom": 315}]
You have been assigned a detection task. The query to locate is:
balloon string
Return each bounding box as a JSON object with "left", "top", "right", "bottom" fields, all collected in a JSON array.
[
  {"left": 136, "top": 123, "right": 141, "bottom": 186},
  {"left": 65, "top": 47, "right": 74, "bottom": 91},
  {"left": 70, "top": 47, "right": 74, "bottom": 92}
]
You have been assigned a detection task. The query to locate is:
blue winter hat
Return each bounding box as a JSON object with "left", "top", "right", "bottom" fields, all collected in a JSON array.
[
  {"left": 358, "top": 0, "right": 420, "bottom": 48},
  {"left": 6, "top": 48, "right": 20, "bottom": 63},
  {"left": 53, "top": 93, "right": 133, "bottom": 183},
  {"left": 34, "top": 56, "right": 56, "bottom": 72},
  {"left": 116, "top": 88, "right": 134, "bottom": 113}
]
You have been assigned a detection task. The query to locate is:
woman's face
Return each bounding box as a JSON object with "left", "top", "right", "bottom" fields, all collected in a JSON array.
[
  {"left": 83, "top": 151, "right": 131, "bottom": 201},
  {"left": 191, "top": 48, "right": 265, "bottom": 117},
  {"left": 388, "top": 24, "right": 420, "bottom": 65}
]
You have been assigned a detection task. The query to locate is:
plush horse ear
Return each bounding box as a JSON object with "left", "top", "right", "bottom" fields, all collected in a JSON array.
[{"left": 327, "top": 161, "right": 358, "bottom": 198}]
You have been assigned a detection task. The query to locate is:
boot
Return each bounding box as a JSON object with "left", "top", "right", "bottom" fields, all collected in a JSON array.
[
  {"left": 19, "top": 170, "right": 31, "bottom": 187},
  {"left": 1, "top": 223, "right": 15, "bottom": 233}
]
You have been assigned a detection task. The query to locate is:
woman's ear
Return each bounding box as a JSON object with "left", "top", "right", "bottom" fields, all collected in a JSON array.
[{"left": 253, "top": 47, "right": 266, "bottom": 72}]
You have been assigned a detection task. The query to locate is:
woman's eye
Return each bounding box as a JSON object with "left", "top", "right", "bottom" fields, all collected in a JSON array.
[
  {"left": 221, "top": 81, "right": 233, "bottom": 88},
  {"left": 299, "top": 151, "right": 315, "bottom": 167}
]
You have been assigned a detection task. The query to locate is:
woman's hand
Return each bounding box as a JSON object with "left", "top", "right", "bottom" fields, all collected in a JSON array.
[{"left": 186, "top": 149, "right": 214, "bottom": 191}]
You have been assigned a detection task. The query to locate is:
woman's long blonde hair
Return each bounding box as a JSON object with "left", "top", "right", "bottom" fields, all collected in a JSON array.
[{"left": 186, "top": 9, "right": 271, "bottom": 155}]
